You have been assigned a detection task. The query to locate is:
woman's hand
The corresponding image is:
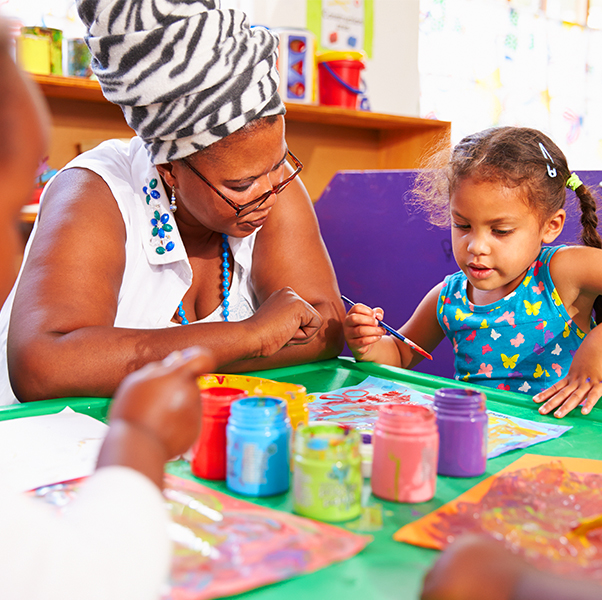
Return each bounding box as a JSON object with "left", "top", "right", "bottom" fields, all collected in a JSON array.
[
  {"left": 343, "top": 303, "right": 385, "bottom": 360},
  {"left": 97, "top": 347, "right": 216, "bottom": 487},
  {"left": 250, "top": 287, "right": 323, "bottom": 357},
  {"left": 533, "top": 328, "right": 602, "bottom": 418}
]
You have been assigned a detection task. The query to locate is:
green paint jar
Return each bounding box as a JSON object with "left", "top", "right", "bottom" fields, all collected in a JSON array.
[{"left": 292, "top": 423, "right": 362, "bottom": 522}]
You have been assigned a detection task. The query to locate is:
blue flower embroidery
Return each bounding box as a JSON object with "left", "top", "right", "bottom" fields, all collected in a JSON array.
[{"left": 150, "top": 211, "right": 174, "bottom": 254}]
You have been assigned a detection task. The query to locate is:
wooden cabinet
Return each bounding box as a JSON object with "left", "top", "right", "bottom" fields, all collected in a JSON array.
[{"left": 32, "top": 74, "right": 450, "bottom": 201}]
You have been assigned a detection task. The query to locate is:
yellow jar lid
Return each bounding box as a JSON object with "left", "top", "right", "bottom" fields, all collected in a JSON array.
[{"left": 316, "top": 50, "right": 365, "bottom": 64}]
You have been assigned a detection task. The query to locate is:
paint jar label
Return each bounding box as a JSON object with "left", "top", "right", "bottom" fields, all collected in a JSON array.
[{"left": 241, "top": 442, "right": 277, "bottom": 485}]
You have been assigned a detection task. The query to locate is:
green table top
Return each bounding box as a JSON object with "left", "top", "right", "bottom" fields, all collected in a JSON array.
[{"left": 2, "top": 357, "right": 601, "bottom": 600}]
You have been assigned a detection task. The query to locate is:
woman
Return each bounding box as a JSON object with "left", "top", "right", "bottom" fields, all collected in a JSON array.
[{"left": 0, "top": 0, "right": 344, "bottom": 404}]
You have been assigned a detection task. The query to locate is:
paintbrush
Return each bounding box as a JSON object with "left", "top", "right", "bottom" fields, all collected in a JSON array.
[{"left": 341, "top": 295, "right": 433, "bottom": 361}]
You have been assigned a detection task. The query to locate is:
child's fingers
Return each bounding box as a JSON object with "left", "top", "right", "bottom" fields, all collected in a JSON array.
[
  {"left": 345, "top": 322, "right": 385, "bottom": 343},
  {"left": 166, "top": 347, "right": 217, "bottom": 378},
  {"left": 532, "top": 378, "right": 567, "bottom": 403},
  {"left": 348, "top": 303, "right": 374, "bottom": 316},
  {"left": 581, "top": 384, "right": 602, "bottom": 414},
  {"left": 539, "top": 380, "right": 591, "bottom": 418},
  {"left": 351, "top": 334, "right": 384, "bottom": 350},
  {"left": 536, "top": 379, "right": 576, "bottom": 414}
]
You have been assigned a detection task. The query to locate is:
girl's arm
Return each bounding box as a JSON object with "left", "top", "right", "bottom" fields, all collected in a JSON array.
[
  {"left": 534, "top": 246, "right": 602, "bottom": 417},
  {"left": 344, "top": 283, "right": 445, "bottom": 368},
  {"left": 7, "top": 169, "right": 330, "bottom": 401}
]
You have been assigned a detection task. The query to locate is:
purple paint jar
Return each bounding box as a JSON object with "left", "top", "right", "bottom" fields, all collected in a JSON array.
[{"left": 434, "top": 388, "right": 488, "bottom": 477}]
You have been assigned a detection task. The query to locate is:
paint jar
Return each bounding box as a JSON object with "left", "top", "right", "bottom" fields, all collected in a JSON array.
[
  {"left": 434, "top": 388, "right": 488, "bottom": 477},
  {"left": 191, "top": 387, "right": 248, "bottom": 480},
  {"left": 292, "top": 423, "right": 362, "bottom": 522},
  {"left": 226, "top": 397, "right": 291, "bottom": 496},
  {"left": 371, "top": 404, "right": 439, "bottom": 503}
]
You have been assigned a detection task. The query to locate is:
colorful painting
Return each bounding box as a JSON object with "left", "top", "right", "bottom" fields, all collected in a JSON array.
[
  {"left": 34, "top": 473, "right": 370, "bottom": 599},
  {"left": 394, "top": 454, "right": 602, "bottom": 584},
  {"left": 419, "top": 0, "right": 602, "bottom": 169},
  {"left": 308, "top": 376, "right": 571, "bottom": 458}
]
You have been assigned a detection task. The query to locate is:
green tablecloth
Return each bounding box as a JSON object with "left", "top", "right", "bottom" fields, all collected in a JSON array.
[{"left": 2, "top": 357, "right": 601, "bottom": 599}]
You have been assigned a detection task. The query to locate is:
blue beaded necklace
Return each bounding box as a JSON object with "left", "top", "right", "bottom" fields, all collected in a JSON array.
[{"left": 177, "top": 233, "right": 230, "bottom": 324}]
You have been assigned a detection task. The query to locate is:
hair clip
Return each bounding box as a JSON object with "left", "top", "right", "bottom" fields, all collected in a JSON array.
[
  {"left": 566, "top": 173, "right": 583, "bottom": 192},
  {"left": 539, "top": 142, "right": 557, "bottom": 178}
]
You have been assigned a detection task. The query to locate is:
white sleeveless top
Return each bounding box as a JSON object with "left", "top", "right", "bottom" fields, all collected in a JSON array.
[{"left": 0, "top": 137, "right": 258, "bottom": 404}]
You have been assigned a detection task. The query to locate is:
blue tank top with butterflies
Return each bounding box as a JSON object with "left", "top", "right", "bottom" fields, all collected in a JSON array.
[{"left": 437, "top": 245, "right": 591, "bottom": 395}]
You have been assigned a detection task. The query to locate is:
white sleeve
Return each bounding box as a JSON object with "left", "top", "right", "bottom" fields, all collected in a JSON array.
[{"left": 0, "top": 466, "right": 171, "bottom": 600}]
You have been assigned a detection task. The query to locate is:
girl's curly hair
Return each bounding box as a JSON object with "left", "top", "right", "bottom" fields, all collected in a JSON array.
[{"left": 411, "top": 126, "right": 602, "bottom": 322}]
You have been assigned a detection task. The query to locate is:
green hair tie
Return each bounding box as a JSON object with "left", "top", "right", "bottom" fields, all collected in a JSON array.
[{"left": 566, "top": 173, "right": 583, "bottom": 191}]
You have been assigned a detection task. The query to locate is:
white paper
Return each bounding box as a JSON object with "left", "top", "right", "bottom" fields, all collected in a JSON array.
[{"left": 0, "top": 407, "right": 109, "bottom": 493}]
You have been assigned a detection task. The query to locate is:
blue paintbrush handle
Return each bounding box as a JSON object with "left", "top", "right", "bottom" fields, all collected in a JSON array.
[{"left": 341, "top": 295, "right": 433, "bottom": 360}]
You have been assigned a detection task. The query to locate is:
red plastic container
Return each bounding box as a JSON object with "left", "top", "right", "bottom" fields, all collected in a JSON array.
[
  {"left": 317, "top": 50, "right": 365, "bottom": 109},
  {"left": 191, "top": 386, "right": 247, "bottom": 480}
]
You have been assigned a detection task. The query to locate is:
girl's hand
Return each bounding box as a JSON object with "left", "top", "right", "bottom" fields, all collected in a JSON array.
[
  {"left": 533, "top": 330, "right": 602, "bottom": 418},
  {"left": 344, "top": 303, "right": 385, "bottom": 360}
]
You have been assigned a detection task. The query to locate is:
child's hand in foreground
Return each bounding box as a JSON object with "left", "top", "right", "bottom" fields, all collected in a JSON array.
[
  {"left": 533, "top": 329, "right": 602, "bottom": 418},
  {"left": 97, "top": 346, "right": 216, "bottom": 488},
  {"left": 343, "top": 303, "right": 385, "bottom": 360},
  {"left": 421, "top": 533, "right": 602, "bottom": 600},
  {"left": 421, "top": 534, "right": 530, "bottom": 600}
]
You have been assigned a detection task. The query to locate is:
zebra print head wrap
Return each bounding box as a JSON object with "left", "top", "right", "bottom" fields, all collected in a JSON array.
[{"left": 76, "top": 0, "right": 285, "bottom": 164}]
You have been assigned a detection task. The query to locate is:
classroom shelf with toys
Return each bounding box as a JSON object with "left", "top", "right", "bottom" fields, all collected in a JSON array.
[{"left": 30, "top": 74, "right": 451, "bottom": 203}]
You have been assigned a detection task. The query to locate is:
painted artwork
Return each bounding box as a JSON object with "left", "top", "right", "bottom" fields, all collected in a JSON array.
[
  {"left": 308, "top": 376, "right": 571, "bottom": 458},
  {"left": 419, "top": 0, "right": 602, "bottom": 169},
  {"left": 394, "top": 454, "right": 602, "bottom": 584},
  {"left": 34, "top": 473, "right": 370, "bottom": 599}
]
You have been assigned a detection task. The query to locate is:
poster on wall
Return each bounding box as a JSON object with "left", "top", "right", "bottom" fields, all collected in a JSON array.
[
  {"left": 307, "top": 0, "right": 373, "bottom": 57},
  {"left": 322, "top": 0, "right": 364, "bottom": 51}
]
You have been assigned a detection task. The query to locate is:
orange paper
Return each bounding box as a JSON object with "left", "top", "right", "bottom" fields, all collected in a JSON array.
[{"left": 394, "top": 454, "right": 602, "bottom": 548}]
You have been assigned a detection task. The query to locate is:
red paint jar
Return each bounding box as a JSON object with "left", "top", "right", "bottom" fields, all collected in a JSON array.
[
  {"left": 191, "top": 387, "right": 247, "bottom": 480},
  {"left": 371, "top": 404, "right": 439, "bottom": 503}
]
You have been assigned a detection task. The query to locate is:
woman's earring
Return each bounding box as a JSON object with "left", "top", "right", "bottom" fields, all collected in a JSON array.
[{"left": 170, "top": 185, "right": 177, "bottom": 213}]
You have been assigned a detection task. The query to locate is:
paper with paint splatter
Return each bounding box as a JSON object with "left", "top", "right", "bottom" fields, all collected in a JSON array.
[
  {"left": 308, "top": 376, "right": 571, "bottom": 458},
  {"left": 394, "top": 454, "right": 602, "bottom": 584},
  {"left": 34, "top": 474, "right": 370, "bottom": 599}
]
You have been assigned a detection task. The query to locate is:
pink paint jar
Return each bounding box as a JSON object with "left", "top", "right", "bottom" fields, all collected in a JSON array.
[
  {"left": 371, "top": 404, "right": 439, "bottom": 503},
  {"left": 191, "top": 387, "right": 248, "bottom": 480}
]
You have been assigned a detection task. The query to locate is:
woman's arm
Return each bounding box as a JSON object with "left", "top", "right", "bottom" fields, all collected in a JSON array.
[{"left": 8, "top": 169, "right": 327, "bottom": 401}]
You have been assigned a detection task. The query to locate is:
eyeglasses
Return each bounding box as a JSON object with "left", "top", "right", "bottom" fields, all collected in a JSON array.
[{"left": 181, "top": 150, "right": 303, "bottom": 217}]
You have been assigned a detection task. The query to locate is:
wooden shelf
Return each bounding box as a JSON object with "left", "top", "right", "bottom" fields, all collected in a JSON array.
[{"left": 30, "top": 74, "right": 451, "bottom": 201}]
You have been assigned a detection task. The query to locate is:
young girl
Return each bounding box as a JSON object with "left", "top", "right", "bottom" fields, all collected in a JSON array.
[{"left": 344, "top": 127, "right": 602, "bottom": 419}]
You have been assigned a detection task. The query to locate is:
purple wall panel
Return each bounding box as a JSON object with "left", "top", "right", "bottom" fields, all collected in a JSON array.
[{"left": 315, "top": 170, "right": 602, "bottom": 379}]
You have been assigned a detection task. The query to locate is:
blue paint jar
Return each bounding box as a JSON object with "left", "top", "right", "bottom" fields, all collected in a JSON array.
[
  {"left": 226, "top": 396, "right": 291, "bottom": 496},
  {"left": 434, "top": 388, "right": 488, "bottom": 477}
]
